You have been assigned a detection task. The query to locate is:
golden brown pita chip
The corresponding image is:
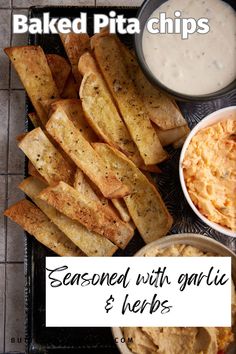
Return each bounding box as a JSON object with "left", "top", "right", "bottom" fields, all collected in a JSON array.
[
  {"left": 91, "top": 35, "right": 167, "bottom": 165},
  {"left": 4, "top": 46, "right": 59, "bottom": 126},
  {"left": 155, "top": 125, "right": 190, "bottom": 147},
  {"left": 140, "top": 164, "right": 162, "bottom": 174},
  {"left": 61, "top": 73, "right": 78, "bottom": 98},
  {"left": 93, "top": 143, "right": 173, "bottom": 243},
  {"left": 50, "top": 99, "right": 97, "bottom": 143},
  {"left": 73, "top": 168, "right": 100, "bottom": 202},
  {"left": 74, "top": 169, "right": 127, "bottom": 222},
  {"left": 16, "top": 133, "right": 27, "bottom": 142},
  {"left": 28, "top": 161, "right": 48, "bottom": 184},
  {"left": 38, "top": 181, "right": 134, "bottom": 249},
  {"left": 111, "top": 199, "right": 131, "bottom": 223},
  {"left": 60, "top": 33, "right": 90, "bottom": 88},
  {"left": 46, "top": 106, "right": 129, "bottom": 199},
  {"left": 120, "top": 43, "right": 187, "bottom": 130},
  {"left": 74, "top": 168, "right": 108, "bottom": 205},
  {"left": 39, "top": 98, "right": 60, "bottom": 117},
  {"left": 79, "top": 53, "right": 143, "bottom": 167},
  {"left": 28, "top": 112, "right": 41, "bottom": 128},
  {"left": 18, "top": 127, "right": 74, "bottom": 186},
  {"left": 46, "top": 54, "right": 71, "bottom": 94},
  {"left": 78, "top": 51, "right": 98, "bottom": 76},
  {"left": 4, "top": 199, "right": 83, "bottom": 256},
  {"left": 172, "top": 134, "right": 189, "bottom": 149},
  {"left": 19, "top": 177, "right": 117, "bottom": 257}
]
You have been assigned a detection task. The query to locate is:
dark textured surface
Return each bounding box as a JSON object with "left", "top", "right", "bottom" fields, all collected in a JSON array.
[{"left": 25, "top": 6, "right": 236, "bottom": 354}]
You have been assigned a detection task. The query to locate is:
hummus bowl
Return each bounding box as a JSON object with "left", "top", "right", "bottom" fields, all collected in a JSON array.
[
  {"left": 112, "top": 233, "right": 236, "bottom": 354},
  {"left": 179, "top": 106, "right": 236, "bottom": 237}
]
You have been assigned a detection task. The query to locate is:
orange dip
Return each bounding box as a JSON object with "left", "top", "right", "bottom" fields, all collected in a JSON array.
[{"left": 183, "top": 118, "right": 236, "bottom": 231}]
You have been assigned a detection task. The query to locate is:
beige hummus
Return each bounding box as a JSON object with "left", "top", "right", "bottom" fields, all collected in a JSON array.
[
  {"left": 124, "top": 244, "right": 236, "bottom": 354},
  {"left": 182, "top": 118, "right": 236, "bottom": 231}
]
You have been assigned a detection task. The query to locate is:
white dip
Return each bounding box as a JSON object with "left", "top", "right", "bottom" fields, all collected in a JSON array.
[{"left": 142, "top": 0, "right": 236, "bottom": 95}]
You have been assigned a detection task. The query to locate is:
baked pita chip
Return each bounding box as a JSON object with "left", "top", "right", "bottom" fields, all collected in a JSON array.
[
  {"left": 73, "top": 168, "right": 100, "bottom": 202},
  {"left": 40, "top": 97, "right": 96, "bottom": 145},
  {"left": 4, "top": 46, "right": 59, "bottom": 126},
  {"left": 28, "top": 161, "right": 47, "bottom": 184},
  {"left": 172, "top": 134, "right": 189, "bottom": 149},
  {"left": 79, "top": 53, "right": 143, "bottom": 167},
  {"left": 79, "top": 52, "right": 160, "bottom": 172},
  {"left": 39, "top": 98, "right": 60, "bottom": 117},
  {"left": 28, "top": 112, "right": 41, "bottom": 128},
  {"left": 46, "top": 106, "right": 129, "bottom": 198},
  {"left": 18, "top": 127, "right": 74, "bottom": 186},
  {"left": 111, "top": 199, "right": 131, "bottom": 223},
  {"left": 155, "top": 125, "right": 190, "bottom": 147},
  {"left": 140, "top": 164, "right": 162, "bottom": 174},
  {"left": 4, "top": 199, "right": 83, "bottom": 256},
  {"left": 19, "top": 177, "right": 117, "bottom": 257},
  {"left": 61, "top": 73, "right": 78, "bottom": 98},
  {"left": 93, "top": 143, "right": 173, "bottom": 243},
  {"left": 46, "top": 54, "right": 71, "bottom": 94},
  {"left": 50, "top": 99, "right": 97, "bottom": 143},
  {"left": 120, "top": 43, "right": 186, "bottom": 130},
  {"left": 59, "top": 33, "right": 90, "bottom": 88},
  {"left": 78, "top": 51, "right": 98, "bottom": 76},
  {"left": 74, "top": 168, "right": 128, "bottom": 222},
  {"left": 27, "top": 111, "right": 77, "bottom": 168},
  {"left": 91, "top": 35, "right": 167, "bottom": 165},
  {"left": 74, "top": 168, "right": 107, "bottom": 204},
  {"left": 16, "top": 133, "right": 27, "bottom": 142},
  {"left": 38, "top": 181, "right": 134, "bottom": 249}
]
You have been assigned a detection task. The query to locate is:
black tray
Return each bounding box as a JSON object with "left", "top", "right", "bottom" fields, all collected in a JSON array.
[{"left": 25, "top": 6, "right": 236, "bottom": 354}]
